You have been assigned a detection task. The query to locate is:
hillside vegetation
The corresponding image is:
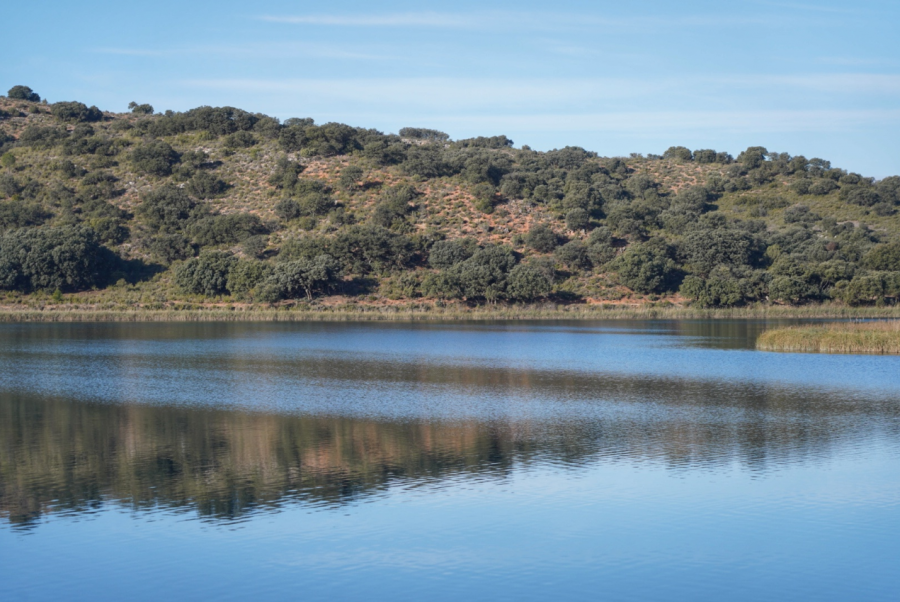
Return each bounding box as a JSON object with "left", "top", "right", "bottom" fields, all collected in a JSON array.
[{"left": 1, "top": 84, "right": 899, "bottom": 312}]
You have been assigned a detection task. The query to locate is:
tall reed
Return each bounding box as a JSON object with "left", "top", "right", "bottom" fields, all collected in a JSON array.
[{"left": 757, "top": 321, "right": 900, "bottom": 354}]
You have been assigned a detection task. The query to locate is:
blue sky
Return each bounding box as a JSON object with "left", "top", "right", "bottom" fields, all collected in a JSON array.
[{"left": 4, "top": 0, "right": 899, "bottom": 177}]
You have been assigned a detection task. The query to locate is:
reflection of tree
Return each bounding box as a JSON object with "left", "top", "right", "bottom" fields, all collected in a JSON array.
[
  {"left": 0, "top": 393, "right": 530, "bottom": 529},
  {"left": 3, "top": 360, "right": 898, "bottom": 530}
]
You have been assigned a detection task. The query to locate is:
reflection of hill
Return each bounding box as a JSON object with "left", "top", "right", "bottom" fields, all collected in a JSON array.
[
  {"left": 0, "top": 394, "right": 525, "bottom": 529},
  {"left": 3, "top": 358, "right": 898, "bottom": 529}
]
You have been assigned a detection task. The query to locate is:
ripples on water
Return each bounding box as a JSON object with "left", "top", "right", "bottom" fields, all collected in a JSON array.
[{"left": 1, "top": 320, "right": 899, "bottom": 601}]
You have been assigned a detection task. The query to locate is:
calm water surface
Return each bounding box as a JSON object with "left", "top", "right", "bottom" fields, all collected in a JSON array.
[{"left": 1, "top": 320, "right": 899, "bottom": 601}]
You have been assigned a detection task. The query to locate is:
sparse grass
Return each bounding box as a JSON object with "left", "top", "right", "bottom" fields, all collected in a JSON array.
[{"left": 757, "top": 320, "right": 900, "bottom": 354}]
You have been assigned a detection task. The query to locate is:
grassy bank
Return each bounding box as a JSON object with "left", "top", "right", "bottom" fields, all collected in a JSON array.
[
  {"left": 2, "top": 303, "right": 900, "bottom": 323},
  {"left": 757, "top": 321, "right": 900, "bottom": 354}
]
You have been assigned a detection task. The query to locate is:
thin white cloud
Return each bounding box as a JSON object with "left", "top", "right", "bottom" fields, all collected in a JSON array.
[
  {"left": 178, "top": 75, "right": 900, "bottom": 138},
  {"left": 92, "top": 42, "right": 392, "bottom": 61},
  {"left": 181, "top": 77, "right": 671, "bottom": 112},
  {"left": 730, "top": 73, "right": 900, "bottom": 94},
  {"left": 752, "top": 1, "right": 856, "bottom": 13},
  {"left": 92, "top": 48, "right": 164, "bottom": 57},
  {"left": 183, "top": 74, "right": 900, "bottom": 112},
  {"left": 256, "top": 11, "right": 777, "bottom": 31},
  {"left": 257, "top": 12, "right": 476, "bottom": 27},
  {"left": 816, "top": 57, "right": 886, "bottom": 67},
  {"left": 432, "top": 109, "right": 900, "bottom": 133}
]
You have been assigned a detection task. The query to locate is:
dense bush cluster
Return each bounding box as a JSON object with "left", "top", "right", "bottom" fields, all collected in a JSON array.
[
  {"left": 0, "top": 225, "right": 114, "bottom": 292},
  {"left": 51, "top": 102, "right": 103, "bottom": 123},
  {"left": 174, "top": 250, "right": 342, "bottom": 302},
  {"left": 8, "top": 86, "right": 41, "bottom": 102},
  {"left": 422, "top": 245, "right": 551, "bottom": 303}
]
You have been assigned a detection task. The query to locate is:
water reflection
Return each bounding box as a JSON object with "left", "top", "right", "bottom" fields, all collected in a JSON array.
[
  {"left": 0, "top": 393, "right": 527, "bottom": 528},
  {"left": 3, "top": 366, "right": 898, "bottom": 530},
  {"left": 2, "top": 321, "right": 900, "bottom": 530}
]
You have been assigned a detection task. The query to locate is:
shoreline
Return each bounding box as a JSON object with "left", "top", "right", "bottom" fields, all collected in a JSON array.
[{"left": 2, "top": 304, "right": 900, "bottom": 323}]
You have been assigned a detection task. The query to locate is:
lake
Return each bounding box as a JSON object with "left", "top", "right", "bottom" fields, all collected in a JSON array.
[{"left": 1, "top": 320, "right": 899, "bottom": 601}]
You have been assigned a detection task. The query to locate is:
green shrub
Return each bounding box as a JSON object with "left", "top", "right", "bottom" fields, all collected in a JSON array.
[
  {"left": 614, "top": 238, "right": 679, "bottom": 294},
  {"left": 863, "top": 243, "right": 900, "bottom": 271},
  {"left": 808, "top": 179, "right": 837, "bottom": 195},
  {"left": 525, "top": 224, "right": 560, "bottom": 253},
  {"left": 680, "top": 228, "right": 760, "bottom": 275},
  {"left": 18, "top": 125, "right": 67, "bottom": 149},
  {"left": 128, "top": 102, "right": 154, "bottom": 115},
  {"left": 585, "top": 227, "right": 617, "bottom": 266},
  {"left": 555, "top": 240, "right": 592, "bottom": 271},
  {"left": 186, "top": 171, "right": 228, "bottom": 198},
  {"left": 278, "top": 236, "right": 329, "bottom": 262},
  {"left": 332, "top": 225, "right": 414, "bottom": 274},
  {"left": 402, "top": 146, "right": 449, "bottom": 178},
  {"left": 267, "top": 254, "right": 342, "bottom": 300},
  {"left": 226, "top": 259, "right": 273, "bottom": 299},
  {"left": 399, "top": 127, "right": 449, "bottom": 142},
  {"left": 268, "top": 157, "right": 305, "bottom": 189},
  {"left": 51, "top": 101, "right": 103, "bottom": 123},
  {"left": 189, "top": 213, "right": 267, "bottom": 246},
  {"left": 0, "top": 174, "right": 21, "bottom": 198},
  {"left": 8, "top": 85, "right": 41, "bottom": 102},
  {"left": 298, "top": 192, "right": 335, "bottom": 216},
  {"left": 373, "top": 184, "right": 417, "bottom": 227},
  {"left": 242, "top": 235, "right": 268, "bottom": 258},
  {"left": 429, "top": 239, "right": 475, "bottom": 269},
  {"left": 174, "top": 251, "right": 238, "bottom": 296},
  {"left": 131, "top": 140, "right": 180, "bottom": 176},
  {"left": 663, "top": 146, "right": 693, "bottom": 161},
  {"left": 0, "top": 225, "right": 114, "bottom": 292},
  {"left": 78, "top": 171, "right": 121, "bottom": 201},
  {"left": 275, "top": 199, "right": 302, "bottom": 221},
  {"left": 507, "top": 264, "right": 552, "bottom": 301},
  {"left": 138, "top": 186, "right": 200, "bottom": 232},
  {"left": 338, "top": 165, "right": 365, "bottom": 192},
  {"left": 147, "top": 233, "right": 193, "bottom": 264},
  {"left": 137, "top": 106, "right": 260, "bottom": 138},
  {"left": 471, "top": 183, "right": 496, "bottom": 214},
  {"left": 0, "top": 202, "right": 51, "bottom": 230},
  {"left": 223, "top": 131, "right": 257, "bottom": 149},
  {"left": 565, "top": 208, "right": 590, "bottom": 231},
  {"left": 427, "top": 245, "right": 518, "bottom": 303},
  {"left": 87, "top": 217, "right": 128, "bottom": 245},
  {"left": 680, "top": 266, "right": 768, "bottom": 307},
  {"left": 279, "top": 122, "right": 361, "bottom": 156}
]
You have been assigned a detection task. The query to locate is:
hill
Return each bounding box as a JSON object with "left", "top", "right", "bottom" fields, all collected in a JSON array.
[{"left": 1, "top": 85, "right": 899, "bottom": 312}]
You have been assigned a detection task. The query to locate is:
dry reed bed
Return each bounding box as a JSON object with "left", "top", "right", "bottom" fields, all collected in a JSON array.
[
  {"left": 757, "top": 321, "right": 900, "bottom": 354},
  {"left": 1, "top": 304, "right": 900, "bottom": 323}
]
